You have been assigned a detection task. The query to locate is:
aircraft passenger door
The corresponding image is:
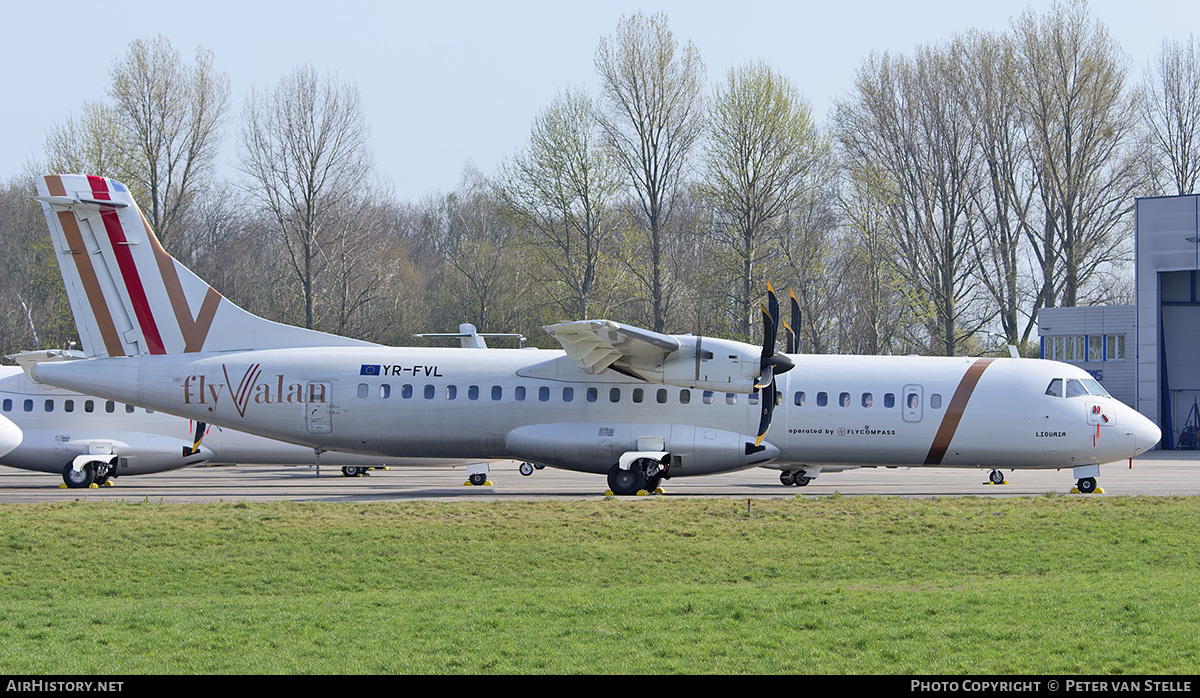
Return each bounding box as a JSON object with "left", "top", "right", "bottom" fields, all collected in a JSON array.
[
  {"left": 902, "top": 384, "right": 923, "bottom": 423},
  {"left": 305, "top": 381, "right": 333, "bottom": 434}
]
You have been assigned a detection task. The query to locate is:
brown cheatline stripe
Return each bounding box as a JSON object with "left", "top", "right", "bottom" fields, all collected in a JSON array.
[
  {"left": 45, "top": 176, "right": 125, "bottom": 357},
  {"left": 923, "top": 358, "right": 997, "bottom": 465},
  {"left": 141, "top": 211, "right": 222, "bottom": 352}
]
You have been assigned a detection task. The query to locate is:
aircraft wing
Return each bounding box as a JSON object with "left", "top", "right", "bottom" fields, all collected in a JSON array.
[{"left": 544, "top": 320, "right": 682, "bottom": 374}]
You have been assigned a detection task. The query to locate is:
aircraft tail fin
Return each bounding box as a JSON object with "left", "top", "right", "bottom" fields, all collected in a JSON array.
[{"left": 34, "top": 174, "right": 375, "bottom": 357}]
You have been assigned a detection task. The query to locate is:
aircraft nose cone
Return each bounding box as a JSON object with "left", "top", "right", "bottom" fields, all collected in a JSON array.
[
  {"left": 0, "top": 413, "right": 23, "bottom": 458},
  {"left": 1134, "top": 412, "right": 1162, "bottom": 456}
]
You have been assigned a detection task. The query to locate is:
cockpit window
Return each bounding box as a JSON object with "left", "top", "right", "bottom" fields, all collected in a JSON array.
[
  {"left": 1081, "top": 378, "right": 1110, "bottom": 398},
  {"left": 1045, "top": 378, "right": 1063, "bottom": 397},
  {"left": 1066, "top": 379, "right": 1089, "bottom": 398}
]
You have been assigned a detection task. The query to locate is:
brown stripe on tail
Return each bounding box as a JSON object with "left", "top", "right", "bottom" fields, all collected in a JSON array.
[{"left": 923, "top": 358, "right": 996, "bottom": 465}]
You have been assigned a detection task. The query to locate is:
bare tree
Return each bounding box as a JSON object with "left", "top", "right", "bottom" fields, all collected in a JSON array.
[
  {"left": 239, "top": 65, "right": 373, "bottom": 330},
  {"left": 595, "top": 12, "right": 705, "bottom": 332},
  {"left": 959, "top": 30, "right": 1040, "bottom": 348},
  {"left": 109, "top": 36, "right": 230, "bottom": 246},
  {"left": 43, "top": 101, "right": 140, "bottom": 187},
  {"left": 1140, "top": 35, "right": 1200, "bottom": 195},
  {"left": 497, "top": 88, "right": 624, "bottom": 320},
  {"left": 1013, "top": 0, "right": 1141, "bottom": 308},
  {"left": 834, "top": 45, "right": 985, "bottom": 356},
  {"left": 702, "top": 61, "right": 829, "bottom": 341}
]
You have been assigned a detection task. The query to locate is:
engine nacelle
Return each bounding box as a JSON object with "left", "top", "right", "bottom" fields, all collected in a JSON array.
[{"left": 625, "top": 336, "right": 762, "bottom": 394}]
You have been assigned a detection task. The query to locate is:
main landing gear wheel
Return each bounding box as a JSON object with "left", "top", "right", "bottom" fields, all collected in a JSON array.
[
  {"left": 1076, "top": 477, "right": 1097, "bottom": 494},
  {"left": 607, "top": 463, "right": 646, "bottom": 496},
  {"left": 989, "top": 469, "right": 1005, "bottom": 485},
  {"left": 62, "top": 462, "right": 95, "bottom": 489},
  {"left": 519, "top": 462, "right": 535, "bottom": 477},
  {"left": 794, "top": 476, "right": 812, "bottom": 487},
  {"left": 780, "top": 470, "right": 796, "bottom": 486},
  {"left": 341, "top": 466, "right": 367, "bottom": 477},
  {"left": 469, "top": 472, "right": 488, "bottom": 487}
]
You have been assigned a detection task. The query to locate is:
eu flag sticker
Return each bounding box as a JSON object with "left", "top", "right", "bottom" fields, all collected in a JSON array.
[{"left": 360, "top": 364, "right": 381, "bottom": 376}]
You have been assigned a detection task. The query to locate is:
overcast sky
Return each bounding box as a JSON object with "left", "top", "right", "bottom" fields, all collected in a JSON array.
[{"left": 2, "top": 0, "right": 1195, "bottom": 203}]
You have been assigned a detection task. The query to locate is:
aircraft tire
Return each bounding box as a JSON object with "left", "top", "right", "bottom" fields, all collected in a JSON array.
[
  {"left": 989, "top": 469, "right": 1005, "bottom": 485},
  {"left": 341, "top": 466, "right": 366, "bottom": 477},
  {"left": 607, "top": 463, "right": 645, "bottom": 496},
  {"left": 62, "top": 462, "right": 95, "bottom": 489},
  {"left": 519, "top": 462, "right": 534, "bottom": 477},
  {"left": 779, "top": 470, "right": 796, "bottom": 486},
  {"left": 469, "top": 472, "right": 488, "bottom": 486},
  {"left": 795, "top": 476, "right": 812, "bottom": 487},
  {"left": 1077, "top": 477, "right": 1097, "bottom": 494}
]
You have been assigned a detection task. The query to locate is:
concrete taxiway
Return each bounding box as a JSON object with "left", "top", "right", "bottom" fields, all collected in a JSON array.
[{"left": 0, "top": 451, "right": 1195, "bottom": 503}]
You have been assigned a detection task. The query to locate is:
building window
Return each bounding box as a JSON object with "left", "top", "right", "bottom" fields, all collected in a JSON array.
[
  {"left": 1088, "top": 335, "right": 1103, "bottom": 362},
  {"left": 1106, "top": 334, "right": 1126, "bottom": 360}
]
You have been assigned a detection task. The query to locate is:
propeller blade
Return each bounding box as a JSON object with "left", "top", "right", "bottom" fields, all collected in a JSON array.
[
  {"left": 755, "top": 379, "right": 776, "bottom": 446},
  {"left": 790, "top": 288, "right": 800, "bottom": 354}
]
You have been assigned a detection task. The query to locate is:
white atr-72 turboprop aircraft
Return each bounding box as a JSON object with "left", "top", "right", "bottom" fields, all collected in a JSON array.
[{"left": 22, "top": 174, "right": 1160, "bottom": 495}]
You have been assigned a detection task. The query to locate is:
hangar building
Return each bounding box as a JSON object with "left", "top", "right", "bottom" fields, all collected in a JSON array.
[{"left": 1042, "top": 194, "right": 1200, "bottom": 449}]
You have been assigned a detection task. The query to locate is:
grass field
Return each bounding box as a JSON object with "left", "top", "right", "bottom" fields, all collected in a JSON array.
[{"left": 0, "top": 495, "right": 1197, "bottom": 674}]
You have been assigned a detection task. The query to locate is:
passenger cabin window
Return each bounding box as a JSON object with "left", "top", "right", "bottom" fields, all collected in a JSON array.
[
  {"left": 539, "top": 386, "right": 550, "bottom": 402},
  {"left": 562, "top": 387, "right": 574, "bottom": 402},
  {"left": 84, "top": 400, "right": 94, "bottom": 413},
  {"left": 424, "top": 385, "right": 435, "bottom": 399},
  {"left": 2, "top": 399, "right": 10, "bottom": 412},
  {"left": 749, "top": 392, "right": 759, "bottom": 406},
  {"left": 447, "top": 386, "right": 457, "bottom": 400},
  {"left": 587, "top": 387, "right": 598, "bottom": 403},
  {"left": 725, "top": 393, "right": 737, "bottom": 405},
  {"left": 380, "top": 384, "right": 391, "bottom": 399},
  {"left": 402, "top": 384, "right": 413, "bottom": 399},
  {"left": 679, "top": 390, "right": 690, "bottom": 405},
  {"left": 930, "top": 393, "right": 943, "bottom": 409},
  {"left": 657, "top": 389, "right": 668, "bottom": 404},
  {"left": 105, "top": 401, "right": 115, "bottom": 413},
  {"left": 794, "top": 391, "right": 805, "bottom": 406},
  {"left": 125, "top": 404, "right": 135, "bottom": 414},
  {"left": 44, "top": 399, "right": 54, "bottom": 412},
  {"left": 884, "top": 393, "right": 895, "bottom": 408},
  {"left": 862, "top": 393, "right": 873, "bottom": 408},
  {"left": 840, "top": 392, "right": 850, "bottom": 407},
  {"left": 468, "top": 385, "right": 479, "bottom": 400},
  {"left": 515, "top": 386, "right": 526, "bottom": 401},
  {"left": 23, "top": 399, "right": 32, "bottom": 412},
  {"left": 491, "top": 386, "right": 502, "bottom": 401},
  {"left": 632, "top": 388, "right": 643, "bottom": 403},
  {"left": 817, "top": 392, "right": 828, "bottom": 407},
  {"left": 702, "top": 390, "right": 715, "bottom": 405},
  {"left": 65, "top": 399, "right": 75, "bottom": 413},
  {"left": 609, "top": 388, "right": 621, "bottom": 403},
  {"left": 357, "top": 383, "right": 369, "bottom": 399}
]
